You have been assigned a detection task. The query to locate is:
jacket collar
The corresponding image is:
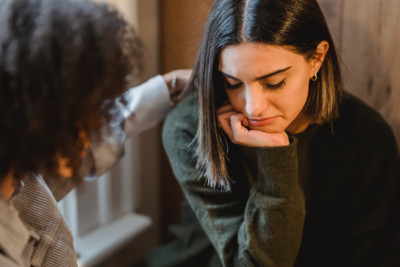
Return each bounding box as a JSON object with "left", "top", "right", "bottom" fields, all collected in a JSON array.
[{"left": 0, "top": 193, "right": 31, "bottom": 265}]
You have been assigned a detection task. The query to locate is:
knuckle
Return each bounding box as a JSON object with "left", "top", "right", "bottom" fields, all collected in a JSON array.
[{"left": 232, "top": 132, "right": 242, "bottom": 143}]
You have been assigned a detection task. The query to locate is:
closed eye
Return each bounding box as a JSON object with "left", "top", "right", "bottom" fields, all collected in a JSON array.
[
  {"left": 223, "top": 79, "right": 286, "bottom": 90},
  {"left": 224, "top": 81, "right": 242, "bottom": 90},
  {"left": 265, "top": 79, "right": 286, "bottom": 91}
]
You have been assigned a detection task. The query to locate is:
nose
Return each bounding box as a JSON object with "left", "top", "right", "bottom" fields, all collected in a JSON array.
[{"left": 244, "top": 84, "right": 265, "bottom": 117}]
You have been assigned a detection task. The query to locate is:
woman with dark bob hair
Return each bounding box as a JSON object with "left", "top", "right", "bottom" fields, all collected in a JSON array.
[{"left": 154, "top": 0, "right": 400, "bottom": 266}]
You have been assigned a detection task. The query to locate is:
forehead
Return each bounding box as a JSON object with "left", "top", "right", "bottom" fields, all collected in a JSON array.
[{"left": 218, "top": 42, "right": 307, "bottom": 76}]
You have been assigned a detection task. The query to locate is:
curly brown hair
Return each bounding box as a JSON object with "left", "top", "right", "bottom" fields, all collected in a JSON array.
[{"left": 0, "top": 0, "right": 142, "bottom": 183}]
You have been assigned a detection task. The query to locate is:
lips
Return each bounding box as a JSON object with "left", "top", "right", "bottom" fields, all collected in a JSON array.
[{"left": 248, "top": 117, "right": 277, "bottom": 127}]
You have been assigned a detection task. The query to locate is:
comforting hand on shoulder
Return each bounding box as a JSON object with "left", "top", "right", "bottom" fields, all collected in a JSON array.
[{"left": 217, "top": 103, "right": 290, "bottom": 147}]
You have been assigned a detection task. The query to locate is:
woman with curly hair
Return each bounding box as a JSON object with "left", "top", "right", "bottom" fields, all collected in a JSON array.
[{"left": 0, "top": 0, "right": 189, "bottom": 266}]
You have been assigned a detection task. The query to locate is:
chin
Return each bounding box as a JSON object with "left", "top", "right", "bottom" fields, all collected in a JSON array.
[{"left": 250, "top": 124, "right": 286, "bottom": 134}]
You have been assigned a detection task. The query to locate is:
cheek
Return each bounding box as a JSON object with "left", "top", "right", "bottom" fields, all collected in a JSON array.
[
  {"left": 226, "top": 90, "right": 244, "bottom": 112},
  {"left": 297, "top": 76, "right": 311, "bottom": 103},
  {"left": 288, "top": 80, "right": 309, "bottom": 113},
  {"left": 276, "top": 80, "right": 309, "bottom": 117}
]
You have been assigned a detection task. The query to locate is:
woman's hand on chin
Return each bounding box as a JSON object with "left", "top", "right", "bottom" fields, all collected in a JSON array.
[{"left": 217, "top": 103, "right": 290, "bottom": 147}]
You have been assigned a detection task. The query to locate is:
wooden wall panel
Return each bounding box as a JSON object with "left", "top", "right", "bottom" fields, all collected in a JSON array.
[
  {"left": 160, "top": 0, "right": 214, "bottom": 243},
  {"left": 161, "top": 0, "right": 214, "bottom": 72},
  {"left": 319, "top": 0, "right": 400, "bottom": 143}
]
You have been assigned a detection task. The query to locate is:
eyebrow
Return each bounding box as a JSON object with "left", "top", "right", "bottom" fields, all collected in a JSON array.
[{"left": 220, "top": 66, "right": 291, "bottom": 82}]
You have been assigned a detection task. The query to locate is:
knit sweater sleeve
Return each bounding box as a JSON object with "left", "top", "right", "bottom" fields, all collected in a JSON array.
[{"left": 162, "top": 96, "right": 306, "bottom": 267}]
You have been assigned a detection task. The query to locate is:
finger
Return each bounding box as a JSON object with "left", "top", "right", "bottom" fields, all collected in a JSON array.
[
  {"left": 172, "top": 69, "right": 193, "bottom": 93},
  {"left": 230, "top": 113, "right": 248, "bottom": 129},
  {"left": 217, "top": 111, "right": 236, "bottom": 139},
  {"left": 241, "top": 115, "right": 249, "bottom": 127},
  {"left": 230, "top": 115, "right": 290, "bottom": 147},
  {"left": 219, "top": 122, "right": 234, "bottom": 141},
  {"left": 230, "top": 114, "right": 249, "bottom": 143},
  {"left": 218, "top": 110, "right": 237, "bottom": 127},
  {"left": 217, "top": 104, "right": 235, "bottom": 115},
  {"left": 221, "top": 100, "right": 230, "bottom": 106},
  {"left": 177, "top": 69, "right": 192, "bottom": 81}
]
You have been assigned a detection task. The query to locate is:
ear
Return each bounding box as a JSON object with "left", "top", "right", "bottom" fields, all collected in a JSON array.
[{"left": 309, "top": 41, "right": 329, "bottom": 78}]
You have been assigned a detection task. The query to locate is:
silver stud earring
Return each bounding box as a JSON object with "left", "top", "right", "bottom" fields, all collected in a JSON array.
[{"left": 311, "top": 73, "right": 318, "bottom": 81}]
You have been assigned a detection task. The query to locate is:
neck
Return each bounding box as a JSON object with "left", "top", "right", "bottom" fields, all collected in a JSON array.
[
  {"left": 286, "top": 112, "right": 311, "bottom": 134},
  {"left": 0, "top": 171, "right": 16, "bottom": 200}
]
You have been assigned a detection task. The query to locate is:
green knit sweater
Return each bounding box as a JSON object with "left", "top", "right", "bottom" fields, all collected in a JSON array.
[{"left": 151, "top": 92, "right": 400, "bottom": 267}]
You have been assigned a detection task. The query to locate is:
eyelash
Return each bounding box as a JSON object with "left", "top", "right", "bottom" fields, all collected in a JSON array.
[
  {"left": 224, "top": 79, "right": 286, "bottom": 91},
  {"left": 265, "top": 79, "right": 286, "bottom": 91},
  {"left": 224, "top": 82, "right": 242, "bottom": 90}
]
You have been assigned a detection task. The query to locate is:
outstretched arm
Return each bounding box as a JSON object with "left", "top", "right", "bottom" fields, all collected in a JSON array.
[
  {"left": 89, "top": 69, "right": 191, "bottom": 178},
  {"left": 124, "top": 69, "right": 191, "bottom": 136},
  {"left": 46, "top": 70, "right": 191, "bottom": 200}
]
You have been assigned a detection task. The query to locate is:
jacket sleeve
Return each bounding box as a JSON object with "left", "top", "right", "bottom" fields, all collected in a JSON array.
[
  {"left": 122, "top": 75, "right": 171, "bottom": 136},
  {"left": 90, "top": 74, "right": 171, "bottom": 177},
  {"left": 46, "top": 75, "right": 171, "bottom": 201},
  {"left": 162, "top": 101, "right": 306, "bottom": 267}
]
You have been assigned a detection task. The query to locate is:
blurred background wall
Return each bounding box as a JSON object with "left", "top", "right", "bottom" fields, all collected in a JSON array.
[
  {"left": 159, "top": 0, "right": 214, "bottom": 244},
  {"left": 318, "top": 0, "right": 400, "bottom": 142}
]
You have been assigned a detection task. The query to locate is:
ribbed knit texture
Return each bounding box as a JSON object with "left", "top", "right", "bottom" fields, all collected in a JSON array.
[{"left": 256, "top": 141, "right": 299, "bottom": 197}]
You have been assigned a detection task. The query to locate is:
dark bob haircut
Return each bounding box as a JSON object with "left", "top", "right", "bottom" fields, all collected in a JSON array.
[
  {"left": 187, "top": 0, "right": 343, "bottom": 190},
  {"left": 0, "top": 0, "right": 141, "bottom": 183}
]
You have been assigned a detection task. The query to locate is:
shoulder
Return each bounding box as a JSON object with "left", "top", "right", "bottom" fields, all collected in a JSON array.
[
  {"left": 162, "top": 93, "right": 199, "bottom": 151},
  {"left": 165, "top": 92, "right": 198, "bottom": 126},
  {"left": 334, "top": 92, "right": 398, "bottom": 149},
  {"left": 162, "top": 93, "right": 202, "bottom": 180}
]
